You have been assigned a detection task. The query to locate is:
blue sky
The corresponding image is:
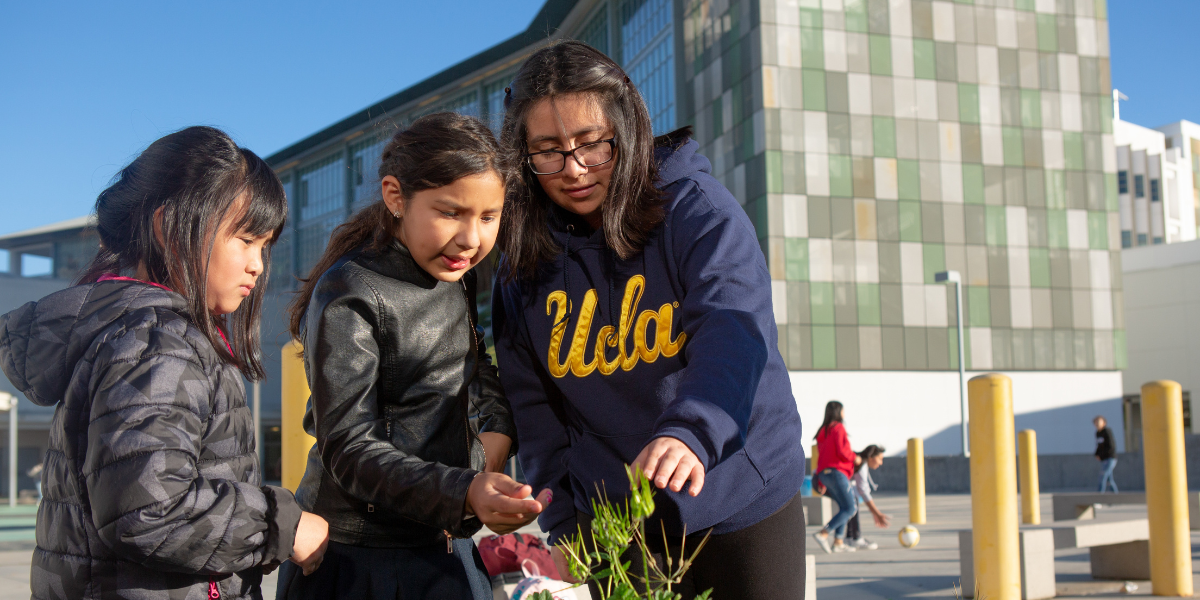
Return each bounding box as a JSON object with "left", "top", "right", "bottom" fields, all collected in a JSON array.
[{"left": 1, "top": 1, "right": 1197, "bottom": 238}]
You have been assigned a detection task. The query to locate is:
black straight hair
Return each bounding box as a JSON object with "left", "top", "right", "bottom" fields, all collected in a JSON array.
[
  {"left": 497, "top": 40, "right": 684, "bottom": 282},
  {"left": 858, "top": 444, "right": 885, "bottom": 462},
  {"left": 287, "top": 112, "right": 504, "bottom": 340},
  {"left": 814, "top": 400, "right": 845, "bottom": 440},
  {"left": 77, "top": 126, "right": 288, "bottom": 380}
]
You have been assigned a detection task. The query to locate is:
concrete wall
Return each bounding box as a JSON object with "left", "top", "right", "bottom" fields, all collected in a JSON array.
[{"left": 790, "top": 370, "right": 1125, "bottom": 457}]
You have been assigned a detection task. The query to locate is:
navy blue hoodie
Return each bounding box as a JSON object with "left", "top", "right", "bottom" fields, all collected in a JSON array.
[{"left": 493, "top": 137, "right": 805, "bottom": 544}]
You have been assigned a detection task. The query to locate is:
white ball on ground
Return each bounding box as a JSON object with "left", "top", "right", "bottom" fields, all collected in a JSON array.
[{"left": 898, "top": 525, "right": 920, "bottom": 548}]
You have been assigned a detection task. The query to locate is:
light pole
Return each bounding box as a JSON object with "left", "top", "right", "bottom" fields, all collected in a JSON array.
[
  {"left": 0, "top": 392, "right": 15, "bottom": 506},
  {"left": 935, "top": 270, "right": 968, "bottom": 456}
]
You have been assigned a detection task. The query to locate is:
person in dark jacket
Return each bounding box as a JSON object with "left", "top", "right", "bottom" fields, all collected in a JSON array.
[
  {"left": 277, "top": 113, "right": 547, "bottom": 600},
  {"left": 1095, "top": 416, "right": 1118, "bottom": 493},
  {"left": 0, "top": 126, "right": 328, "bottom": 600},
  {"left": 492, "top": 42, "right": 807, "bottom": 599}
]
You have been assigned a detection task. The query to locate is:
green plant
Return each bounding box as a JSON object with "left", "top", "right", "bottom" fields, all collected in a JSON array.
[{"left": 531, "top": 465, "right": 712, "bottom": 600}]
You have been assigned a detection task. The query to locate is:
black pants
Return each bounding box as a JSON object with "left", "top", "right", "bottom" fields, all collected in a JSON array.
[
  {"left": 846, "top": 511, "right": 861, "bottom": 540},
  {"left": 275, "top": 538, "right": 491, "bottom": 600},
  {"left": 576, "top": 491, "right": 807, "bottom": 600}
]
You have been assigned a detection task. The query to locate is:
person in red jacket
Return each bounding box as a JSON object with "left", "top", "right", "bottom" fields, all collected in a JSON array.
[{"left": 812, "top": 401, "right": 859, "bottom": 553}]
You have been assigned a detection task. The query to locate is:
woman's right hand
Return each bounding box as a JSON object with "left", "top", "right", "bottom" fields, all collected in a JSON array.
[
  {"left": 466, "top": 472, "right": 549, "bottom": 534},
  {"left": 291, "top": 511, "right": 330, "bottom": 576}
]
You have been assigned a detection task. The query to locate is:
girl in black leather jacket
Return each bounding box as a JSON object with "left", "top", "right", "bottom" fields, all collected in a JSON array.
[{"left": 278, "top": 113, "right": 549, "bottom": 600}]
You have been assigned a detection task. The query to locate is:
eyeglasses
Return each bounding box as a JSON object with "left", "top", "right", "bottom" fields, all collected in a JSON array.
[{"left": 524, "top": 138, "right": 617, "bottom": 175}]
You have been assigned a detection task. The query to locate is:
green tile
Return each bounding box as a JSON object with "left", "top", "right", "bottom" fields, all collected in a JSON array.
[
  {"left": 767, "top": 151, "right": 783, "bottom": 194},
  {"left": 801, "top": 28, "right": 825, "bottom": 69},
  {"left": 967, "top": 286, "right": 991, "bottom": 327},
  {"left": 985, "top": 205, "right": 1007, "bottom": 246},
  {"left": 898, "top": 159, "right": 921, "bottom": 200},
  {"left": 1105, "top": 173, "right": 1118, "bottom": 211},
  {"left": 873, "top": 116, "right": 897, "bottom": 158},
  {"left": 829, "top": 154, "right": 853, "bottom": 197},
  {"left": 1047, "top": 209, "right": 1068, "bottom": 248},
  {"left": 812, "top": 325, "right": 838, "bottom": 369},
  {"left": 958, "top": 84, "right": 980, "bottom": 124},
  {"left": 1002, "top": 127, "right": 1025, "bottom": 167},
  {"left": 1100, "top": 97, "right": 1113, "bottom": 134},
  {"left": 845, "top": 0, "right": 868, "bottom": 32},
  {"left": 803, "top": 69, "right": 826, "bottom": 111},
  {"left": 913, "top": 39, "right": 936, "bottom": 80},
  {"left": 857, "top": 283, "right": 882, "bottom": 325},
  {"left": 1113, "top": 329, "right": 1126, "bottom": 369},
  {"left": 1036, "top": 14, "right": 1058, "bottom": 52},
  {"left": 899, "top": 201, "right": 923, "bottom": 242},
  {"left": 869, "top": 34, "right": 893, "bottom": 76},
  {"left": 786, "top": 237, "right": 809, "bottom": 281},
  {"left": 1096, "top": 0, "right": 1108, "bottom": 20},
  {"left": 1020, "top": 90, "right": 1042, "bottom": 128},
  {"left": 799, "top": 7, "right": 822, "bottom": 28},
  {"left": 1063, "top": 132, "right": 1085, "bottom": 171},
  {"left": 1088, "top": 211, "right": 1108, "bottom": 250},
  {"left": 963, "top": 164, "right": 985, "bottom": 204},
  {"left": 923, "top": 243, "right": 946, "bottom": 284},
  {"left": 1045, "top": 170, "right": 1066, "bottom": 209},
  {"left": 1015, "top": 0, "right": 1034, "bottom": 10},
  {"left": 811, "top": 282, "right": 835, "bottom": 325},
  {"left": 1029, "top": 247, "right": 1051, "bottom": 287}
]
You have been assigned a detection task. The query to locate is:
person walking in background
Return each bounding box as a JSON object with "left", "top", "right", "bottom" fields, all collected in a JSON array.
[
  {"left": 844, "top": 445, "right": 891, "bottom": 550},
  {"left": 1094, "top": 416, "right": 1118, "bottom": 493},
  {"left": 812, "top": 401, "right": 858, "bottom": 553}
]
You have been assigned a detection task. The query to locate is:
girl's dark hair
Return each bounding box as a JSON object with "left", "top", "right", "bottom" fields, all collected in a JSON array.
[
  {"left": 78, "top": 126, "right": 288, "bottom": 380},
  {"left": 287, "top": 112, "right": 503, "bottom": 339},
  {"left": 815, "top": 400, "right": 845, "bottom": 440},
  {"left": 858, "top": 445, "right": 885, "bottom": 462},
  {"left": 498, "top": 40, "right": 683, "bottom": 281}
]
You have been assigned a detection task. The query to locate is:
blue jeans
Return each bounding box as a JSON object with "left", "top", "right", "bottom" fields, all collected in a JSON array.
[
  {"left": 1097, "top": 458, "right": 1118, "bottom": 493},
  {"left": 817, "top": 469, "right": 858, "bottom": 540}
]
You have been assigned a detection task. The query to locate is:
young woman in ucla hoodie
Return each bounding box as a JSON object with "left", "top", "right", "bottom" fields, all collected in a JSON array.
[{"left": 492, "top": 41, "right": 807, "bottom": 599}]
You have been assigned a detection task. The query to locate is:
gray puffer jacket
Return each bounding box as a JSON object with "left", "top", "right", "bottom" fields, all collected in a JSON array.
[{"left": 0, "top": 280, "right": 301, "bottom": 600}]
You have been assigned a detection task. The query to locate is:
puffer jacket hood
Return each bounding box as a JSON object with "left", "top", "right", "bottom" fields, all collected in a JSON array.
[{"left": 0, "top": 281, "right": 187, "bottom": 407}]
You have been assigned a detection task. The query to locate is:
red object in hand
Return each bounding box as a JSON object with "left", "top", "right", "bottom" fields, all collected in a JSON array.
[{"left": 477, "top": 533, "right": 561, "bottom": 579}]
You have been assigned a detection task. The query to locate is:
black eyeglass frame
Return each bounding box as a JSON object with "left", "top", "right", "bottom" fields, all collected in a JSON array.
[{"left": 523, "top": 138, "right": 618, "bottom": 175}]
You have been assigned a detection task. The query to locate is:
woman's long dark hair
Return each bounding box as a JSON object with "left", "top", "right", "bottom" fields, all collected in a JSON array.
[
  {"left": 287, "top": 112, "right": 503, "bottom": 339},
  {"left": 77, "top": 126, "right": 287, "bottom": 380},
  {"left": 858, "top": 444, "right": 884, "bottom": 463},
  {"left": 497, "top": 40, "right": 675, "bottom": 282},
  {"left": 814, "top": 400, "right": 845, "bottom": 440}
]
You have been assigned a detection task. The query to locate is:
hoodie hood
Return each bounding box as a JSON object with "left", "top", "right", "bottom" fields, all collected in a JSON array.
[
  {"left": 654, "top": 136, "right": 711, "bottom": 189},
  {"left": 0, "top": 281, "right": 189, "bottom": 407}
]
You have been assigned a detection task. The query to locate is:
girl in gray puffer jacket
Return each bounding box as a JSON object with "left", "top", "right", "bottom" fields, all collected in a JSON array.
[{"left": 0, "top": 126, "right": 329, "bottom": 600}]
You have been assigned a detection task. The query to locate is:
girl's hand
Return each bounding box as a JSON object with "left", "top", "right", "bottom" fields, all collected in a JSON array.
[
  {"left": 551, "top": 545, "right": 580, "bottom": 584},
  {"left": 467, "top": 473, "right": 549, "bottom": 534},
  {"left": 478, "top": 432, "right": 513, "bottom": 473},
  {"left": 291, "top": 511, "right": 330, "bottom": 576},
  {"left": 633, "top": 437, "right": 706, "bottom": 496},
  {"left": 873, "top": 512, "right": 892, "bottom": 528}
]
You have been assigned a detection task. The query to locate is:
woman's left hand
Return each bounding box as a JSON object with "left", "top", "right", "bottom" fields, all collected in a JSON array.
[
  {"left": 478, "top": 432, "right": 513, "bottom": 473},
  {"left": 633, "top": 437, "right": 706, "bottom": 496}
]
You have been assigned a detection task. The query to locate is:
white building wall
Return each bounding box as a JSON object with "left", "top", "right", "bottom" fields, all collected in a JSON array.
[{"left": 789, "top": 369, "right": 1123, "bottom": 457}]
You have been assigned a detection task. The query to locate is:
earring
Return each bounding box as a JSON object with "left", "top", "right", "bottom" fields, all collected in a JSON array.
[{"left": 393, "top": 211, "right": 400, "bottom": 218}]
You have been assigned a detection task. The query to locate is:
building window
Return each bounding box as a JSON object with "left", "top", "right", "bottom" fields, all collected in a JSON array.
[
  {"left": 621, "top": 0, "right": 674, "bottom": 134},
  {"left": 1150, "top": 179, "right": 1160, "bottom": 202},
  {"left": 1118, "top": 171, "right": 1128, "bottom": 194},
  {"left": 351, "top": 137, "right": 388, "bottom": 211},
  {"left": 1154, "top": 236, "right": 1164, "bottom": 244},
  {"left": 1138, "top": 233, "right": 1148, "bottom": 245},
  {"left": 485, "top": 78, "right": 510, "bottom": 134},
  {"left": 1121, "top": 230, "right": 1132, "bottom": 248},
  {"left": 296, "top": 154, "right": 347, "bottom": 276},
  {"left": 1135, "top": 174, "right": 1145, "bottom": 198},
  {"left": 578, "top": 6, "right": 609, "bottom": 56}
]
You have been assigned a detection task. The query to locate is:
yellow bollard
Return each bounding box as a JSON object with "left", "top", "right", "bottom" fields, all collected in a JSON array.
[
  {"left": 281, "top": 340, "right": 316, "bottom": 493},
  {"left": 1018, "top": 429, "right": 1041, "bottom": 525},
  {"left": 811, "top": 443, "right": 819, "bottom": 475},
  {"left": 969, "top": 374, "right": 1020, "bottom": 600},
  {"left": 1141, "top": 381, "right": 1194, "bottom": 596},
  {"left": 907, "top": 438, "right": 926, "bottom": 524}
]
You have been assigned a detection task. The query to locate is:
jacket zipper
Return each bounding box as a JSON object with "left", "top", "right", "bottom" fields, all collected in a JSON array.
[
  {"left": 208, "top": 578, "right": 220, "bottom": 599},
  {"left": 451, "top": 279, "right": 481, "bottom": 554}
]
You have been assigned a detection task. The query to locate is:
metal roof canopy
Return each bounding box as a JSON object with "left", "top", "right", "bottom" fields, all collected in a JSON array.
[{"left": 0, "top": 216, "right": 96, "bottom": 251}]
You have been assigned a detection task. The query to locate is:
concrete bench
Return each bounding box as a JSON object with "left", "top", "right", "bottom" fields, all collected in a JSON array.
[
  {"left": 801, "top": 495, "right": 833, "bottom": 526},
  {"left": 1051, "top": 492, "right": 1200, "bottom": 529},
  {"left": 959, "top": 518, "right": 1150, "bottom": 598}
]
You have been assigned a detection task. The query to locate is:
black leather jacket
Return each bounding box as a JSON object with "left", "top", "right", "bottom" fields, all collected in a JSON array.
[{"left": 294, "top": 240, "right": 516, "bottom": 547}]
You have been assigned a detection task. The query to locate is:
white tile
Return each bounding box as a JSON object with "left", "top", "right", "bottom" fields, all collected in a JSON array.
[
  {"left": 995, "top": 9, "right": 1018, "bottom": 49},
  {"left": 783, "top": 194, "right": 808, "bottom": 237},
  {"left": 781, "top": 108, "right": 804, "bottom": 151},
  {"left": 1089, "top": 250, "right": 1111, "bottom": 289},
  {"left": 1010, "top": 287, "right": 1033, "bottom": 329},
  {"left": 978, "top": 85, "right": 1002, "bottom": 126},
  {"left": 1075, "top": 17, "right": 1098, "bottom": 57},
  {"left": 976, "top": 46, "right": 1000, "bottom": 86},
  {"left": 1102, "top": 134, "right": 1116, "bottom": 173},
  {"left": 915, "top": 80, "right": 939, "bottom": 121},
  {"left": 892, "top": 36, "right": 914, "bottom": 78},
  {"left": 824, "top": 29, "right": 848, "bottom": 72},
  {"left": 778, "top": 26, "right": 802, "bottom": 68},
  {"left": 1006, "top": 206, "right": 1028, "bottom": 247},
  {"left": 933, "top": 1, "right": 956, "bottom": 42},
  {"left": 939, "top": 121, "right": 962, "bottom": 162},
  {"left": 1042, "top": 130, "right": 1064, "bottom": 170},
  {"left": 1092, "top": 289, "right": 1113, "bottom": 330},
  {"left": 901, "top": 242, "right": 925, "bottom": 284},
  {"left": 926, "top": 285, "right": 949, "bottom": 327},
  {"left": 1008, "top": 246, "right": 1031, "bottom": 288},
  {"left": 893, "top": 77, "right": 917, "bottom": 119},
  {"left": 806, "top": 152, "right": 830, "bottom": 196},
  {"left": 859, "top": 326, "right": 883, "bottom": 369},
  {"left": 941, "top": 162, "right": 964, "bottom": 203},
  {"left": 1041, "top": 91, "right": 1061, "bottom": 130},
  {"left": 804, "top": 111, "right": 829, "bottom": 154},
  {"left": 773, "top": 281, "right": 789, "bottom": 324},
  {"left": 1035, "top": 0, "right": 1055, "bottom": 13},
  {"left": 808, "top": 238, "right": 833, "bottom": 281},
  {"left": 1058, "top": 54, "right": 1080, "bottom": 93},
  {"left": 1060, "top": 92, "right": 1082, "bottom": 132},
  {"left": 848, "top": 73, "right": 873, "bottom": 115},
  {"left": 889, "top": 0, "right": 912, "bottom": 38},
  {"left": 855, "top": 240, "right": 879, "bottom": 282},
  {"left": 903, "top": 284, "right": 928, "bottom": 326},
  {"left": 969, "top": 327, "right": 993, "bottom": 370},
  {"left": 876, "top": 158, "right": 899, "bottom": 200},
  {"left": 762, "top": 66, "right": 780, "bottom": 109},
  {"left": 981, "top": 125, "right": 1004, "bottom": 166},
  {"left": 1067, "top": 209, "right": 1089, "bottom": 250}
]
